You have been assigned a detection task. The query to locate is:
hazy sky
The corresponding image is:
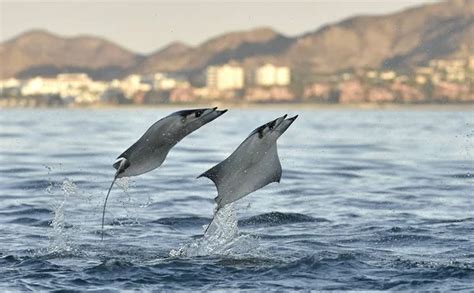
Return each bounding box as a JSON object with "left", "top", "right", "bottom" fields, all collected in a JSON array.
[{"left": 1, "top": 0, "right": 437, "bottom": 54}]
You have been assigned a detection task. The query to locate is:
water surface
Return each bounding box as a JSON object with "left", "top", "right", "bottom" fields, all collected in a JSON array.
[{"left": 0, "top": 108, "right": 473, "bottom": 291}]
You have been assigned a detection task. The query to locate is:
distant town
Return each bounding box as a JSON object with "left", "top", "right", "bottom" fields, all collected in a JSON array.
[{"left": 1, "top": 56, "right": 473, "bottom": 107}]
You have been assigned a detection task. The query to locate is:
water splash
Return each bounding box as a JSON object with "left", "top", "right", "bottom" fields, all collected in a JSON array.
[
  {"left": 170, "top": 204, "right": 259, "bottom": 257},
  {"left": 116, "top": 177, "right": 131, "bottom": 191},
  {"left": 48, "top": 179, "right": 77, "bottom": 254},
  {"left": 116, "top": 177, "right": 144, "bottom": 226},
  {"left": 99, "top": 177, "right": 135, "bottom": 234}
]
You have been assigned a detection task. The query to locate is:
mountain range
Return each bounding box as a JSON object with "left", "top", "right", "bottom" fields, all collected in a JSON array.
[{"left": 0, "top": 0, "right": 472, "bottom": 80}]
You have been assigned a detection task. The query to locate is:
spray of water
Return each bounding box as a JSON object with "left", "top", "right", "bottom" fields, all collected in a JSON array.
[
  {"left": 101, "top": 177, "right": 143, "bottom": 230},
  {"left": 48, "top": 179, "right": 76, "bottom": 254},
  {"left": 170, "top": 204, "right": 259, "bottom": 257}
]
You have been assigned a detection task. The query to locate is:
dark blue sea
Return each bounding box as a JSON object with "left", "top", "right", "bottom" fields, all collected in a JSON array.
[{"left": 0, "top": 107, "right": 473, "bottom": 291}]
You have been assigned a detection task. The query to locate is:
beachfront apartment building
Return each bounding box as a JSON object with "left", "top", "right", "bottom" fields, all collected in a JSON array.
[
  {"left": 206, "top": 64, "right": 244, "bottom": 90},
  {"left": 20, "top": 74, "right": 109, "bottom": 103},
  {"left": 152, "top": 72, "right": 189, "bottom": 90},
  {"left": 112, "top": 74, "right": 152, "bottom": 98},
  {"left": 255, "top": 64, "right": 290, "bottom": 86},
  {"left": 21, "top": 77, "right": 61, "bottom": 96}
]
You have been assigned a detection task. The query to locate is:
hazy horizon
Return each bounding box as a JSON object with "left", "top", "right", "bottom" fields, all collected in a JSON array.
[{"left": 1, "top": 0, "right": 437, "bottom": 54}]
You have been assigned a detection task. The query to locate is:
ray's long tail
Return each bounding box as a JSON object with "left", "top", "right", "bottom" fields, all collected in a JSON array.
[
  {"left": 101, "top": 158, "right": 128, "bottom": 241},
  {"left": 101, "top": 174, "right": 118, "bottom": 241},
  {"left": 204, "top": 207, "right": 220, "bottom": 235}
]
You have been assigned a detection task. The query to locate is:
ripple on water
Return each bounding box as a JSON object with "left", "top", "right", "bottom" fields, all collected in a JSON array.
[
  {"left": 1, "top": 109, "right": 473, "bottom": 291},
  {"left": 153, "top": 216, "right": 210, "bottom": 229},
  {"left": 446, "top": 173, "right": 474, "bottom": 179},
  {"left": 0, "top": 206, "right": 53, "bottom": 217},
  {"left": 7, "top": 217, "right": 52, "bottom": 227},
  {"left": 239, "top": 212, "right": 329, "bottom": 227}
]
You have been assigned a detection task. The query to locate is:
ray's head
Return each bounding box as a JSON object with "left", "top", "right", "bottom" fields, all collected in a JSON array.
[
  {"left": 241, "top": 114, "right": 298, "bottom": 151},
  {"left": 250, "top": 114, "right": 298, "bottom": 142},
  {"left": 161, "top": 107, "right": 227, "bottom": 140},
  {"left": 173, "top": 107, "right": 227, "bottom": 132}
]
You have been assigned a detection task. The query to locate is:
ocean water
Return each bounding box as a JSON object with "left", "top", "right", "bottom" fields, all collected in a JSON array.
[{"left": 0, "top": 107, "right": 473, "bottom": 291}]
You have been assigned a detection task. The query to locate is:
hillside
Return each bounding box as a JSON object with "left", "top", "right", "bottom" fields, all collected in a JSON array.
[
  {"left": 131, "top": 27, "right": 292, "bottom": 74},
  {"left": 282, "top": 0, "right": 474, "bottom": 73},
  {"left": 0, "top": 30, "right": 141, "bottom": 79},
  {"left": 0, "top": 0, "right": 472, "bottom": 79}
]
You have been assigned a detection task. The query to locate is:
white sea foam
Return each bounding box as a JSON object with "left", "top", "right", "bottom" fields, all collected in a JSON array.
[{"left": 169, "top": 204, "right": 259, "bottom": 257}]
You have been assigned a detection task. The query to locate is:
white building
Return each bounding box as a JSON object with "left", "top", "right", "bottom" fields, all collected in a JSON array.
[
  {"left": 56, "top": 73, "right": 91, "bottom": 84},
  {"left": 56, "top": 73, "right": 106, "bottom": 101},
  {"left": 379, "top": 71, "right": 396, "bottom": 81},
  {"left": 21, "top": 77, "right": 61, "bottom": 96},
  {"left": 255, "top": 64, "right": 290, "bottom": 86},
  {"left": 152, "top": 72, "right": 189, "bottom": 90},
  {"left": 207, "top": 64, "right": 244, "bottom": 90},
  {"left": 469, "top": 56, "right": 474, "bottom": 70},
  {"left": 114, "top": 74, "right": 151, "bottom": 98},
  {"left": 20, "top": 73, "right": 108, "bottom": 103},
  {"left": 0, "top": 78, "right": 21, "bottom": 96},
  {"left": 0, "top": 78, "right": 21, "bottom": 89}
]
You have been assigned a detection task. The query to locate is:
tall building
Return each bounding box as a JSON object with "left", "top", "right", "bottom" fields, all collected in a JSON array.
[
  {"left": 56, "top": 73, "right": 92, "bottom": 84},
  {"left": 152, "top": 72, "right": 189, "bottom": 90},
  {"left": 206, "top": 64, "right": 244, "bottom": 90},
  {"left": 255, "top": 64, "right": 290, "bottom": 86},
  {"left": 117, "top": 74, "right": 152, "bottom": 98},
  {"left": 21, "top": 77, "right": 61, "bottom": 96}
]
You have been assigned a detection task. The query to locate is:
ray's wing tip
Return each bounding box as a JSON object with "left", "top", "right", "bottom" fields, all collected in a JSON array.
[
  {"left": 287, "top": 114, "right": 298, "bottom": 122},
  {"left": 196, "top": 171, "right": 210, "bottom": 179},
  {"left": 217, "top": 108, "right": 228, "bottom": 115}
]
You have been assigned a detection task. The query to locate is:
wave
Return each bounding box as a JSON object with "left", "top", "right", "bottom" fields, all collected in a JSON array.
[
  {"left": 153, "top": 216, "right": 209, "bottom": 228},
  {"left": 371, "top": 233, "right": 436, "bottom": 244},
  {"left": 392, "top": 257, "right": 474, "bottom": 281},
  {"left": 239, "top": 212, "right": 329, "bottom": 227},
  {"left": 6, "top": 179, "right": 53, "bottom": 190},
  {"left": 0, "top": 167, "right": 37, "bottom": 174},
  {"left": 319, "top": 143, "right": 390, "bottom": 151},
  {"left": 447, "top": 173, "right": 473, "bottom": 179},
  {"left": 84, "top": 259, "right": 135, "bottom": 274},
  {"left": 421, "top": 217, "right": 474, "bottom": 225},
  {"left": 313, "top": 171, "right": 362, "bottom": 179},
  {"left": 0, "top": 207, "right": 53, "bottom": 217},
  {"left": 149, "top": 212, "right": 324, "bottom": 230},
  {"left": 109, "top": 217, "right": 141, "bottom": 226},
  {"left": 7, "top": 217, "right": 52, "bottom": 227}
]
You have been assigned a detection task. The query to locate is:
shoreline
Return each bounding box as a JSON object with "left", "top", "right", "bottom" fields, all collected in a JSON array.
[{"left": 2, "top": 102, "right": 474, "bottom": 111}]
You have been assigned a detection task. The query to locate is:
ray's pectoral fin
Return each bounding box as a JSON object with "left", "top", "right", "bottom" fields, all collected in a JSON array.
[
  {"left": 199, "top": 144, "right": 282, "bottom": 209},
  {"left": 246, "top": 143, "right": 283, "bottom": 183},
  {"left": 198, "top": 165, "right": 226, "bottom": 235},
  {"left": 198, "top": 161, "right": 227, "bottom": 203},
  {"left": 199, "top": 144, "right": 282, "bottom": 235},
  {"left": 265, "top": 144, "right": 283, "bottom": 184}
]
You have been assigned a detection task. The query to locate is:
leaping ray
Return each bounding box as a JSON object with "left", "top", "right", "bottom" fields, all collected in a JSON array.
[
  {"left": 198, "top": 114, "right": 298, "bottom": 233},
  {"left": 101, "top": 107, "right": 227, "bottom": 240}
]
